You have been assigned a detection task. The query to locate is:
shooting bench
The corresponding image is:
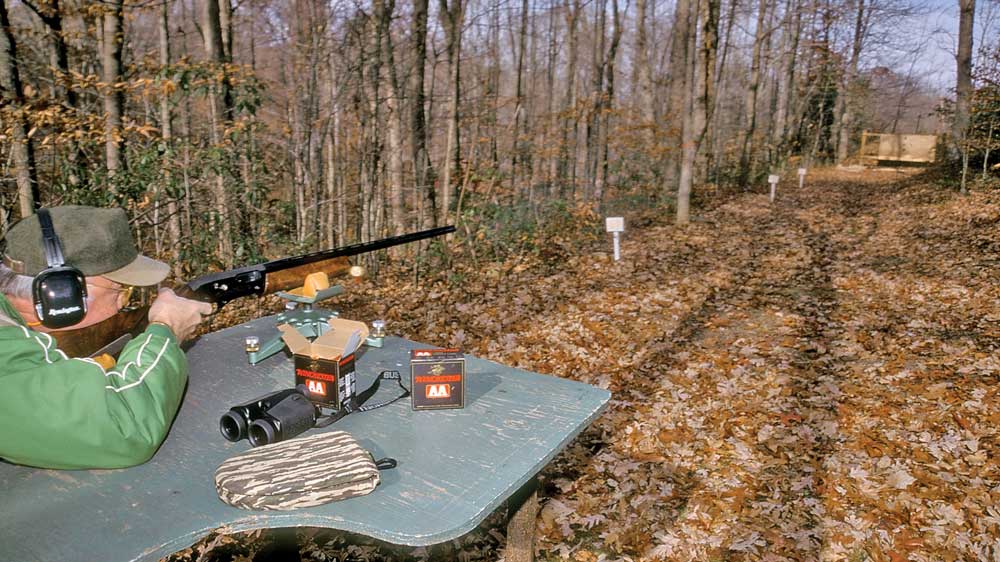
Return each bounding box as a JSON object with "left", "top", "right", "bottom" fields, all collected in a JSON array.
[{"left": 0, "top": 314, "right": 610, "bottom": 562}]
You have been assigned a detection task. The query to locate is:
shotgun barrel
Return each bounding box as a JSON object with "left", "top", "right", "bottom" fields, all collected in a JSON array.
[
  {"left": 182, "top": 225, "right": 455, "bottom": 306},
  {"left": 54, "top": 225, "right": 456, "bottom": 357}
]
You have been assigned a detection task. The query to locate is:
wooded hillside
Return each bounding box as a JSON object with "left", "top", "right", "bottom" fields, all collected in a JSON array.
[{"left": 2, "top": 0, "right": 996, "bottom": 270}]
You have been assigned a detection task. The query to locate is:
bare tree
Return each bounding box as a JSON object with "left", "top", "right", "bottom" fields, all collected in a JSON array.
[
  {"left": 833, "top": 0, "right": 866, "bottom": 162},
  {"left": 158, "top": 0, "right": 182, "bottom": 273},
  {"left": 20, "top": 0, "right": 84, "bottom": 186},
  {"left": 376, "top": 0, "right": 407, "bottom": 236},
  {"left": 665, "top": 0, "right": 693, "bottom": 192},
  {"left": 438, "top": 0, "right": 465, "bottom": 227},
  {"left": 101, "top": 0, "right": 125, "bottom": 176},
  {"left": 410, "top": 0, "right": 436, "bottom": 228},
  {"left": 595, "top": 0, "right": 623, "bottom": 203},
  {"left": 203, "top": 0, "right": 234, "bottom": 264},
  {"left": 771, "top": 0, "right": 802, "bottom": 163},
  {"left": 678, "top": 0, "right": 720, "bottom": 224},
  {"left": 560, "top": 0, "right": 581, "bottom": 197},
  {"left": 737, "top": 0, "right": 771, "bottom": 186},
  {"left": 512, "top": 0, "right": 530, "bottom": 186},
  {"left": 633, "top": 0, "right": 657, "bottom": 135},
  {"left": 955, "top": 0, "right": 976, "bottom": 159},
  {"left": 0, "top": 0, "right": 38, "bottom": 217}
]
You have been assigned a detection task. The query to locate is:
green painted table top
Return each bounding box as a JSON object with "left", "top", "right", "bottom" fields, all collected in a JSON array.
[{"left": 0, "top": 314, "right": 610, "bottom": 562}]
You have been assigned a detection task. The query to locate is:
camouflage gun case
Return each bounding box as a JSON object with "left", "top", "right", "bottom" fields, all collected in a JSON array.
[{"left": 214, "top": 430, "right": 381, "bottom": 510}]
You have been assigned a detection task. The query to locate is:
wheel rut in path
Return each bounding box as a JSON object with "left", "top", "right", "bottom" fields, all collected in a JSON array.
[{"left": 619, "top": 176, "right": 884, "bottom": 559}]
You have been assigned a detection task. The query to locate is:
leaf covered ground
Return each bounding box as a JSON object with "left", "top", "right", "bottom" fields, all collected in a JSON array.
[{"left": 174, "top": 169, "right": 1000, "bottom": 562}]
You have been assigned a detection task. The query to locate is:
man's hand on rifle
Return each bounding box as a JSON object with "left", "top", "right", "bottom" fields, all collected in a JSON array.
[{"left": 148, "top": 288, "right": 213, "bottom": 342}]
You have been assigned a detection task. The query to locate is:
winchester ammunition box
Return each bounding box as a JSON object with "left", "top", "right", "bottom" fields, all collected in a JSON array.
[
  {"left": 292, "top": 354, "right": 356, "bottom": 409},
  {"left": 410, "top": 348, "right": 465, "bottom": 410},
  {"left": 279, "top": 319, "right": 368, "bottom": 409}
]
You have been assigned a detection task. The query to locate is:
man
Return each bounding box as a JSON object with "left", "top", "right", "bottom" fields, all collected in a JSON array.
[{"left": 0, "top": 206, "right": 212, "bottom": 469}]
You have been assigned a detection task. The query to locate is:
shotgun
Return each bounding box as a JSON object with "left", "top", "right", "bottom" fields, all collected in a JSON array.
[{"left": 52, "top": 226, "right": 455, "bottom": 358}]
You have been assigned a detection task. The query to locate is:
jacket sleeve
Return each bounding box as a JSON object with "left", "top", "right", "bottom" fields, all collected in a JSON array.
[{"left": 0, "top": 323, "right": 188, "bottom": 469}]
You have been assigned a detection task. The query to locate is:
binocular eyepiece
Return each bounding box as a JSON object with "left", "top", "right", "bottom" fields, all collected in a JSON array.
[{"left": 220, "top": 388, "right": 318, "bottom": 447}]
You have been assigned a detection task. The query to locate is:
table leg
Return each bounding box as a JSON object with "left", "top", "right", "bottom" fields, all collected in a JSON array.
[{"left": 506, "top": 477, "right": 539, "bottom": 562}]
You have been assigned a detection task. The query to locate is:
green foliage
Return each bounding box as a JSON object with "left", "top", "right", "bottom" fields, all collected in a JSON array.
[
  {"left": 792, "top": 61, "right": 840, "bottom": 163},
  {"left": 460, "top": 197, "right": 541, "bottom": 260},
  {"left": 968, "top": 85, "right": 1000, "bottom": 165},
  {"left": 604, "top": 190, "right": 671, "bottom": 228}
]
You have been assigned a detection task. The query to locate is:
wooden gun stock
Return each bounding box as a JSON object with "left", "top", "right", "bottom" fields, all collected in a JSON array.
[{"left": 51, "top": 306, "right": 150, "bottom": 359}]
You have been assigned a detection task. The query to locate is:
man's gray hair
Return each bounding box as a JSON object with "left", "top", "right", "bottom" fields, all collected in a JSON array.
[{"left": 0, "top": 262, "right": 33, "bottom": 300}]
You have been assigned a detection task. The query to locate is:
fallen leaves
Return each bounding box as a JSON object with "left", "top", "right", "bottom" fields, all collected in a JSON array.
[{"left": 173, "top": 168, "right": 1000, "bottom": 562}]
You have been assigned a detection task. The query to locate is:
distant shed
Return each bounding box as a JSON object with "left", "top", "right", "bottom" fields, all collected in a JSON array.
[{"left": 858, "top": 131, "right": 938, "bottom": 165}]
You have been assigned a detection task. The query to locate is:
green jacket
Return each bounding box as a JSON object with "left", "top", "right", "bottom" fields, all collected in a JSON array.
[{"left": 0, "top": 294, "right": 187, "bottom": 469}]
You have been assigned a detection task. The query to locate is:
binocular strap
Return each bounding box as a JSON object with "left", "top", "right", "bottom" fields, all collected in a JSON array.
[{"left": 314, "top": 370, "right": 410, "bottom": 428}]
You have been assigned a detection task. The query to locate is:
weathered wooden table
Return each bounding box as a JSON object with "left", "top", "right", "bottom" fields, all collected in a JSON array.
[{"left": 0, "top": 315, "right": 610, "bottom": 562}]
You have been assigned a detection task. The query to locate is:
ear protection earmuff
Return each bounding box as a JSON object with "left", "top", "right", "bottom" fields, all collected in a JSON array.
[{"left": 32, "top": 209, "right": 88, "bottom": 329}]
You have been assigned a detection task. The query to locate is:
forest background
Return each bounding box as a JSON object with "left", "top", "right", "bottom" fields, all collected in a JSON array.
[
  {"left": 2, "top": 0, "right": 1000, "bottom": 560},
  {"left": 0, "top": 0, "right": 998, "bottom": 271}
]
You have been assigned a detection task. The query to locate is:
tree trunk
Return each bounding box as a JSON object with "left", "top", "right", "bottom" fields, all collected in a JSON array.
[
  {"left": 512, "top": 0, "right": 529, "bottom": 190},
  {"left": 218, "top": 0, "right": 235, "bottom": 119},
  {"left": 359, "top": 4, "right": 385, "bottom": 244},
  {"left": 20, "top": 0, "right": 84, "bottom": 187},
  {"left": 438, "top": 0, "right": 464, "bottom": 227},
  {"left": 102, "top": 0, "right": 125, "bottom": 176},
  {"left": 737, "top": 0, "right": 770, "bottom": 186},
  {"left": 0, "top": 0, "right": 39, "bottom": 217},
  {"left": 545, "top": 3, "right": 558, "bottom": 190},
  {"left": 158, "top": 0, "right": 183, "bottom": 275},
  {"left": 771, "top": 0, "right": 801, "bottom": 162},
  {"left": 219, "top": 0, "right": 233, "bottom": 61},
  {"left": 561, "top": 0, "right": 580, "bottom": 198},
  {"left": 596, "top": 0, "right": 623, "bottom": 205},
  {"left": 678, "top": 0, "right": 720, "bottom": 224},
  {"left": 835, "top": 0, "right": 865, "bottom": 162},
  {"left": 328, "top": 35, "right": 342, "bottom": 246},
  {"left": 585, "top": 0, "right": 607, "bottom": 198},
  {"left": 633, "top": 0, "right": 657, "bottom": 138},
  {"left": 707, "top": 0, "right": 738, "bottom": 185},
  {"left": 377, "top": 0, "right": 406, "bottom": 236},
  {"left": 480, "top": 0, "right": 496, "bottom": 172},
  {"left": 664, "top": 0, "right": 693, "bottom": 193},
  {"left": 410, "top": 0, "right": 436, "bottom": 228},
  {"left": 202, "top": 0, "right": 233, "bottom": 265},
  {"left": 954, "top": 0, "right": 975, "bottom": 171}
]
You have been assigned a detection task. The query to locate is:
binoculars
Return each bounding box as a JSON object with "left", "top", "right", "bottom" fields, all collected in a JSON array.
[{"left": 220, "top": 388, "right": 318, "bottom": 447}]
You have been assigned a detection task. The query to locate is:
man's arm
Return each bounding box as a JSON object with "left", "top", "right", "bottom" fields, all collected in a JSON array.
[{"left": 0, "top": 323, "right": 186, "bottom": 469}]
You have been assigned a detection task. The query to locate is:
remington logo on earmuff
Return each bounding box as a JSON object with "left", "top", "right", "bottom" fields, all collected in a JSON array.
[{"left": 47, "top": 306, "right": 82, "bottom": 316}]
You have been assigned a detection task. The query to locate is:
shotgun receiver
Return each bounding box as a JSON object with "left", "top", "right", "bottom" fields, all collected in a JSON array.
[{"left": 52, "top": 226, "right": 455, "bottom": 358}]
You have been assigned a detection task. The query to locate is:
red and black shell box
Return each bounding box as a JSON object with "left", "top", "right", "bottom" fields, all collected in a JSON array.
[
  {"left": 278, "top": 320, "right": 368, "bottom": 410},
  {"left": 291, "top": 354, "right": 356, "bottom": 409},
  {"left": 410, "top": 348, "right": 465, "bottom": 410}
]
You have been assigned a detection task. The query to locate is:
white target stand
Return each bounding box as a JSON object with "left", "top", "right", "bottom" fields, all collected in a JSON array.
[
  {"left": 768, "top": 174, "right": 779, "bottom": 202},
  {"left": 798, "top": 167, "right": 807, "bottom": 189},
  {"left": 606, "top": 216, "right": 625, "bottom": 261}
]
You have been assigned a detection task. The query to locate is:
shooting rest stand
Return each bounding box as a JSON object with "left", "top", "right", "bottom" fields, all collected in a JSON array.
[{"left": 245, "top": 284, "right": 385, "bottom": 365}]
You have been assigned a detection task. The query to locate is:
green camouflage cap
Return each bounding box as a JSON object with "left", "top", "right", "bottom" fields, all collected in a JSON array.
[{"left": 2, "top": 206, "right": 169, "bottom": 286}]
